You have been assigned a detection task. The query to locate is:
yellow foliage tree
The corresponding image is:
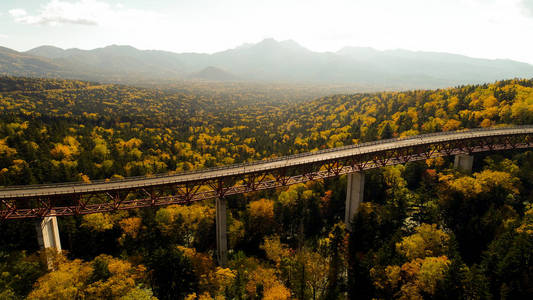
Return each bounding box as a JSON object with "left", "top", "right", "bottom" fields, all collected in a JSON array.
[
  {"left": 85, "top": 255, "right": 147, "bottom": 299},
  {"left": 28, "top": 254, "right": 150, "bottom": 300},
  {"left": 81, "top": 213, "right": 114, "bottom": 232},
  {"left": 155, "top": 204, "right": 215, "bottom": 245},
  {"left": 248, "top": 199, "right": 277, "bottom": 236},
  {"left": 261, "top": 235, "right": 291, "bottom": 268},
  {"left": 0, "top": 138, "right": 17, "bottom": 157},
  {"left": 278, "top": 183, "right": 314, "bottom": 207},
  {"left": 263, "top": 283, "right": 291, "bottom": 300},
  {"left": 50, "top": 136, "right": 80, "bottom": 160},
  {"left": 444, "top": 170, "right": 519, "bottom": 197},
  {"left": 516, "top": 204, "right": 533, "bottom": 235},
  {"left": 119, "top": 217, "right": 142, "bottom": 239},
  {"left": 28, "top": 259, "right": 92, "bottom": 300},
  {"left": 372, "top": 256, "right": 451, "bottom": 300},
  {"left": 249, "top": 198, "right": 274, "bottom": 220},
  {"left": 396, "top": 223, "right": 450, "bottom": 260},
  {"left": 245, "top": 266, "right": 290, "bottom": 300}
]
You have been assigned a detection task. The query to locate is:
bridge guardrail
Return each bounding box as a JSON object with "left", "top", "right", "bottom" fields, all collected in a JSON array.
[{"left": 1, "top": 125, "right": 532, "bottom": 192}]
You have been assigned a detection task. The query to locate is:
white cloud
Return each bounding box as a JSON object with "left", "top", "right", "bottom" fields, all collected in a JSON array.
[
  {"left": 9, "top": 9, "right": 27, "bottom": 18},
  {"left": 0, "top": 34, "right": 8, "bottom": 39},
  {"left": 9, "top": 0, "right": 161, "bottom": 26},
  {"left": 9, "top": 1, "right": 101, "bottom": 25},
  {"left": 522, "top": 0, "right": 533, "bottom": 16}
]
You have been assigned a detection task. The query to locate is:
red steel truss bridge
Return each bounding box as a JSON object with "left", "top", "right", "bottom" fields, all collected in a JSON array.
[{"left": 1, "top": 126, "right": 533, "bottom": 220}]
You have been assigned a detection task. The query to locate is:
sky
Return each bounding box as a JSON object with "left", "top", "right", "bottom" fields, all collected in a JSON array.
[{"left": 1, "top": 0, "right": 533, "bottom": 64}]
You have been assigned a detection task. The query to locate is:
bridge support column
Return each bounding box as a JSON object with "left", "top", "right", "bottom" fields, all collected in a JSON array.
[
  {"left": 345, "top": 172, "right": 365, "bottom": 231},
  {"left": 35, "top": 216, "right": 61, "bottom": 251},
  {"left": 454, "top": 154, "right": 474, "bottom": 174},
  {"left": 216, "top": 197, "right": 228, "bottom": 267}
]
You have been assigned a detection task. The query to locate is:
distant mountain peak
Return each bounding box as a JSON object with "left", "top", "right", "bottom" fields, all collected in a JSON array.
[
  {"left": 254, "top": 38, "right": 308, "bottom": 51},
  {"left": 26, "top": 45, "right": 66, "bottom": 59},
  {"left": 28, "top": 45, "right": 64, "bottom": 51},
  {"left": 0, "top": 46, "right": 21, "bottom": 55},
  {"left": 252, "top": 38, "right": 283, "bottom": 49},
  {"left": 104, "top": 44, "right": 138, "bottom": 50},
  {"left": 226, "top": 38, "right": 311, "bottom": 58},
  {"left": 188, "top": 66, "right": 238, "bottom": 81},
  {"left": 259, "top": 37, "right": 277, "bottom": 43},
  {"left": 280, "top": 39, "right": 309, "bottom": 51},
  {"left": 97, "top": 45, "right": 141, "bottom": 55}
]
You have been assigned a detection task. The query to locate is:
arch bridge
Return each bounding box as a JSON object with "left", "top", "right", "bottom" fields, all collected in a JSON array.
[{"left": 1, "top": 126, "right": 533, "bottom": 265}]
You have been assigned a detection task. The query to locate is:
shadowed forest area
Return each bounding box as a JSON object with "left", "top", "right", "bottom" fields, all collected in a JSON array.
[{"left": 0, "top": 76, "right": 532, "bottom": 299}]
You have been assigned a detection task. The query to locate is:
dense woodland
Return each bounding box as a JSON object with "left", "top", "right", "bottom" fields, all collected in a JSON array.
[{"left": 0, "top": 76, "right": 532, "bottom": 299}]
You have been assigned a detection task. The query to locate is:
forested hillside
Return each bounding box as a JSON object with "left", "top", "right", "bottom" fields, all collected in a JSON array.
[{"left": 0, "top": 76, "right": 532, "bottom": 299}]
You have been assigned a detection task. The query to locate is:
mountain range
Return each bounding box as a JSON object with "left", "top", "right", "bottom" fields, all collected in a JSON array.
[{"left": 1, "top": 38, "right": 533, "bottom": 89}]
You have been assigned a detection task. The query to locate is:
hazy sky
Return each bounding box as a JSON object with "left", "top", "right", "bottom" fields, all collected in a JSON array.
[{"left": 1, "top": 0, "right": 533, "bottom": 63}]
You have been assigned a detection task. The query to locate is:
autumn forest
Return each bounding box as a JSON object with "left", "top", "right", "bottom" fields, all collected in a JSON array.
[{"left": 0, "top": 76, "right": 532, "bottom": 299}]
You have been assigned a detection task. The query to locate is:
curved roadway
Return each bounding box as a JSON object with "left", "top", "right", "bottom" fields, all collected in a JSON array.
[{"left": 1, "top": 126, "right": 532, "bottom": 199}]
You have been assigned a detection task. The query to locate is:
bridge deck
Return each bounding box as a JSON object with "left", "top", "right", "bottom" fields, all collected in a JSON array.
[{"left": 1, "top": 126, "right": 532, "bottom": 199}]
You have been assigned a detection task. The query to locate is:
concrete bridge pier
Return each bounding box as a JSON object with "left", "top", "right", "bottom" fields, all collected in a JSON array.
[
  {"left": 216, "top": 197, "right": 228, "bottom": 267},
  {"left": 35, "top": 216, "right": 61, "bottom": 251},
  {"left": 454, "top": 154, "right": 474, "bottom": 174},
  {"left": 345, "top": 172, "right": 365, "bottom": 231}
]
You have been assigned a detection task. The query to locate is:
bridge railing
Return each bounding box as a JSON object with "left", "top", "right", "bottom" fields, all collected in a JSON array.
[{"left": 1, "top": 125, "right": 532, "bottom": 192}]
